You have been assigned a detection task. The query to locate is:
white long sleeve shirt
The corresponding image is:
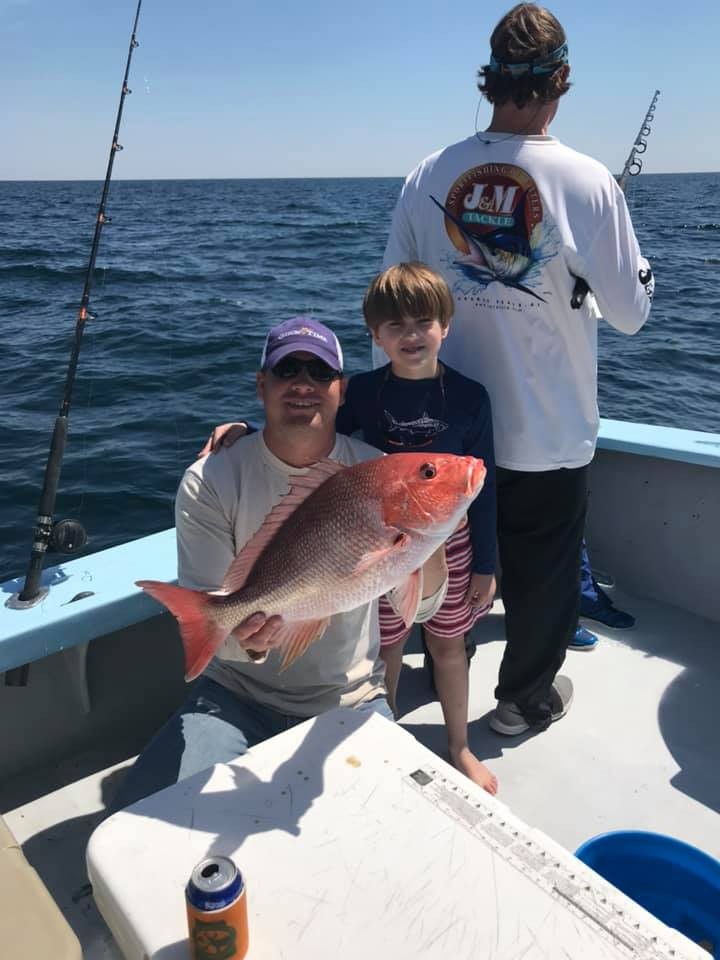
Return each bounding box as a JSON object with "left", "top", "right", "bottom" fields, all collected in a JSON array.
[{"left": 379, "top": 133, "right": 653, "bottom": 471}]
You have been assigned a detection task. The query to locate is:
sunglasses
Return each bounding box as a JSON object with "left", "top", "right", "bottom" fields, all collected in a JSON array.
[{"left": 268, "top": 357, "right": 342, "bottom": 383}]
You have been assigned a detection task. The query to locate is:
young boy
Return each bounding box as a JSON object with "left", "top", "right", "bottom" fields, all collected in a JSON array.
[
  {"left": 198, "top": 266, "right": 498, "bottom": 792},
  {"left": 336, "top": 262, "right": 498, "bottom": 794}
]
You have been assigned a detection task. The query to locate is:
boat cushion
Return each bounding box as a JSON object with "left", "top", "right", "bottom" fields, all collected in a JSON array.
[{"left": 0, "top": 814, "right": 82, "bottom": 959}]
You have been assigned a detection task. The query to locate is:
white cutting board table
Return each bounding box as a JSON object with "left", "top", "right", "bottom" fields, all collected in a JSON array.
[{"left": 87, "top": 708, "right": 706, "bottom": 960}]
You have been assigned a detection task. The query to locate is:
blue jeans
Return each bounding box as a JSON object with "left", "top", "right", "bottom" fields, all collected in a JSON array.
[
  {"left": 111, "top": 677, "right": 392, "bottom": 812},
  {"left": 580, "top": 539, "right": 598, "bottom": 606}
]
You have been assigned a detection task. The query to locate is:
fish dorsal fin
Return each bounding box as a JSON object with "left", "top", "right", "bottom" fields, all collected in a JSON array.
[{"left": 219, "top": 458, "right": 346, "bottom": 595}]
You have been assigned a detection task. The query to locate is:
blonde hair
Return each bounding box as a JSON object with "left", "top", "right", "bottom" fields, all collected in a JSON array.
[{"left": 363, "top": 262, "right": 454, "bottom": 332}]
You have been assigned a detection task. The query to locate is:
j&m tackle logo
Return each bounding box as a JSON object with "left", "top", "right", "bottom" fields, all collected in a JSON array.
[{"left": 431, "top": 163, "right": 558, "bottom": 302}]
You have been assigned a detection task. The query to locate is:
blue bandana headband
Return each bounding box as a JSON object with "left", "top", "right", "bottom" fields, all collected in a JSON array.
[{"left": 488, "top": 41, "right": 568, "bottom": 77}]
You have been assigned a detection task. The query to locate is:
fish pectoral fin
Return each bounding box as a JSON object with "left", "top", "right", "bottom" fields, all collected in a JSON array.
[
  {"left": 387, "top": 568, "right": 423, "bottom": 628},
  {"left": 220, "top": 457, "right": 346, "bottom": 594},
  {"left": 353, "top": 529, "right": 411, "bottom": 576},
  {"left": 277, "top": 618, "right": 331, "bottom": 672}
]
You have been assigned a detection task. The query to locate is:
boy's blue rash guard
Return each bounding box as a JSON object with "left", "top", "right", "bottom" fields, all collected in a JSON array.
[{"left": 335, "top": 363, "right": 497, "bottom": 575}]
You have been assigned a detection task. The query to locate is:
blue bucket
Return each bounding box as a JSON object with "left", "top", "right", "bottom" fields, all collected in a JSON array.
[{"left": 575, "top": 831, "right": 720, "bottom": 955}]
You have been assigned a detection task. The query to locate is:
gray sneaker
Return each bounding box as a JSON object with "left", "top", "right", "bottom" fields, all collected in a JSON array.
[{"left": 489, "top": 675, "right": 574, "bottom": 736}]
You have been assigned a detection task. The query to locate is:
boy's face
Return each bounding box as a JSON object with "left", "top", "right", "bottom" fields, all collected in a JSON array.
[{"left": 372, "top": 314, "right": 448, "bottom": 378}]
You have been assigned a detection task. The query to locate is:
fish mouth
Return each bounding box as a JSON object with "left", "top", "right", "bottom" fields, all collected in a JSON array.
[{"left": 466, "top": 458, "right": 486, "bottom": 497}]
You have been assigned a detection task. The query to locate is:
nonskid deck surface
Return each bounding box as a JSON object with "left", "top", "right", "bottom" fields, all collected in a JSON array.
[
  {"left": 402, "top": 590, "right": 719, "bottom": 859},
  {"left": 3, "top": 589, "right": 719, "bottom": 957}
]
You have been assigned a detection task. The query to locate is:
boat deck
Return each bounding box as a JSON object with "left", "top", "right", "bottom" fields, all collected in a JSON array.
[{"left": 4, "top": 587, "right": 719, "bottom": 959}]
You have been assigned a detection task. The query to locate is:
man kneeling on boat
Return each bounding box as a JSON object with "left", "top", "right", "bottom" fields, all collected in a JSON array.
[{"left": 112, "top": 318, "right": 449, "bottom": 811}]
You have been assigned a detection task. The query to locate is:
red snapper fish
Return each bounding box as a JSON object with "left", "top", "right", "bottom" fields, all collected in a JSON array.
[{"left": 137, "top": 452, "right": 486, "bottom": 680}]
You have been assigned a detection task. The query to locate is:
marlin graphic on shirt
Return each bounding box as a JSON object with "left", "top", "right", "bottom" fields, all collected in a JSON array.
[
  {"left": 430, "top": 194, "right": 547, "bottom": 302},
  {"left": 383, "top": 410, "right": 449, "bottom": 446}
]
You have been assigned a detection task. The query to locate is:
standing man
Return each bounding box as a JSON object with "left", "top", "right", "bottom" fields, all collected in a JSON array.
[{"left": 379, "top": 3, "right": 653, "bottom": 734}]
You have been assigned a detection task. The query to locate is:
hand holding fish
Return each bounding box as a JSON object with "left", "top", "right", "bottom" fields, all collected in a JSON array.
[
  {"left": 231, "top": 612, "right": 285, "bottom": 655},
  {"left": 197, "top": 422, "right": 248, "bottom": 459}
]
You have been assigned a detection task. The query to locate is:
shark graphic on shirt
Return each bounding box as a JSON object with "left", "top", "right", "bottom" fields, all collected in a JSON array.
[{"left": 382, "top": 410, "right": 449, "bottom": 447}]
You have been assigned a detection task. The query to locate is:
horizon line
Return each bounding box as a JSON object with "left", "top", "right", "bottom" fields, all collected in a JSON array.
[{"left": 2, "top": 170, "right": 719, "bottom": 184}]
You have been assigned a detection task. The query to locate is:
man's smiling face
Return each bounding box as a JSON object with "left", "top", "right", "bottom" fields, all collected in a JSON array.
[{"left": 257, "top": 350, "right": 346, "bottom": 436}]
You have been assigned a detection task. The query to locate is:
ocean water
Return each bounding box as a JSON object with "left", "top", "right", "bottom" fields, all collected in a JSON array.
[{"left": 1, "top": 174, "right": 718, "bottom": 582}]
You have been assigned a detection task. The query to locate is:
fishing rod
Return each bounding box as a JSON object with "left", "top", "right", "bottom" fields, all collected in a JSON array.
[
  {"left": 570, "top": 89, "right": 661, "bottom": 309},
  {"left": 617, "top": 89, "right": 661, "bottom": 193},
  {"left": 6, "top": 0, "right": 144, "bottom": 683}
]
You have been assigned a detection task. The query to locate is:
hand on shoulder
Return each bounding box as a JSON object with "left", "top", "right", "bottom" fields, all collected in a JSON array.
[{"left": 197, "top": 422, "right": 248, "bottom": 459}]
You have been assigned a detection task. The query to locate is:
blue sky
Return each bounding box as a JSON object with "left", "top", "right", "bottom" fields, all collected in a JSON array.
[{"left": 3, "top": 0, "right": 718, "bottom": 180}]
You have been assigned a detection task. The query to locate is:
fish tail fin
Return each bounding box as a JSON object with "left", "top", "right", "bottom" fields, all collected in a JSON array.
[{"left": 136, "top": 580, "right": 228, "bottom": 682}]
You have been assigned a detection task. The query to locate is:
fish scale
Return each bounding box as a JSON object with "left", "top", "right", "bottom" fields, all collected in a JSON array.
[{"left": 211, "top": 462, "right": 436, "bottom": 626}]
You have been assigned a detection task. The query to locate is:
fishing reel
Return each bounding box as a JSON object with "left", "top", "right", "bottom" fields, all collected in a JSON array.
[
  {"left": 48, "top": 518, "right": 88, "bottom": 555},
  {"left": 5, "top": 518, "right": 88, "bottom": 615}
]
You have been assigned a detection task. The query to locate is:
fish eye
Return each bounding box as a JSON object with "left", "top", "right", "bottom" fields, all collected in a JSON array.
[{"left": 420, "top": 463, "right": 436, "bottom": 480}]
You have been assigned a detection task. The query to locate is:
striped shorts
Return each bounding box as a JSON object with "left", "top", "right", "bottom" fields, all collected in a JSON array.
[{"left": 378, "top": 523, "right": 492, "bottom": 647}]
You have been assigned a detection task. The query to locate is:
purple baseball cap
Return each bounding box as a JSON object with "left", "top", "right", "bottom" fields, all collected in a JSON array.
[{"left": 260, "top": 317, "right": 344, "bottom": 373}]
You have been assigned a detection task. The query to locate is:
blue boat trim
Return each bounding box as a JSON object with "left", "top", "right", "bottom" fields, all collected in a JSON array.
[
  {"left": 0, "top": 529, "right": 177, "bottom": 673},
  {"left": 1, "top": 419, "right": 719, "bottom": 674},
  {"left": 598, "top": 418, "right": 720, "bottom": 469}
]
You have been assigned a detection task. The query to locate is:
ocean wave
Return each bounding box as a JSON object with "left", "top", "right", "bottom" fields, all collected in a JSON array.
[
  {"left": 0, "top": 245, "right": 56, "bottom": 261},
  {"left": 0, "top": 263, "right": 84, "bottom": 281},
  {"left": 0, "top": 263, "right": 241, "bottom": 284}
]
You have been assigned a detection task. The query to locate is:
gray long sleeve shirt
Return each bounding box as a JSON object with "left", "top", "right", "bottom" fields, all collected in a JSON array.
[{"left": 175, "top": 431, "right": 447, "bottom": 716}]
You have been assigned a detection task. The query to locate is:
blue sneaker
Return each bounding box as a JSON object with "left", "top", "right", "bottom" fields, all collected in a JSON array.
[
  {"left": 569, "top": 626, "right": 598, "bottom": 651},
  {"left": 581, "top": 584, "right": 636, "bottom": 629}
]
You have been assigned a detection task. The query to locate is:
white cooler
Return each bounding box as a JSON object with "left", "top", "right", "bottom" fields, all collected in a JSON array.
[{"left": 87, "top": 709, "right": 707, "bottom": 959}]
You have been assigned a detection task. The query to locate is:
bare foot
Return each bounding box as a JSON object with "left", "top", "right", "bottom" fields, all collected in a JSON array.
[{"left": 450, "top": 745, "right": 498, "bottom": 795}]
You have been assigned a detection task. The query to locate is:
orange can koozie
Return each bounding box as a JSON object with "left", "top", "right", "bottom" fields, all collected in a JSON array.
[{"left": 186, "top": 855, "right": 249, "bottom": 960}]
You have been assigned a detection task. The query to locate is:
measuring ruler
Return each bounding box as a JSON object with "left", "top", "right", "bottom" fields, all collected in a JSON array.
[{"left": 405, "top": 766, "right": 692, "bottom": 960}]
